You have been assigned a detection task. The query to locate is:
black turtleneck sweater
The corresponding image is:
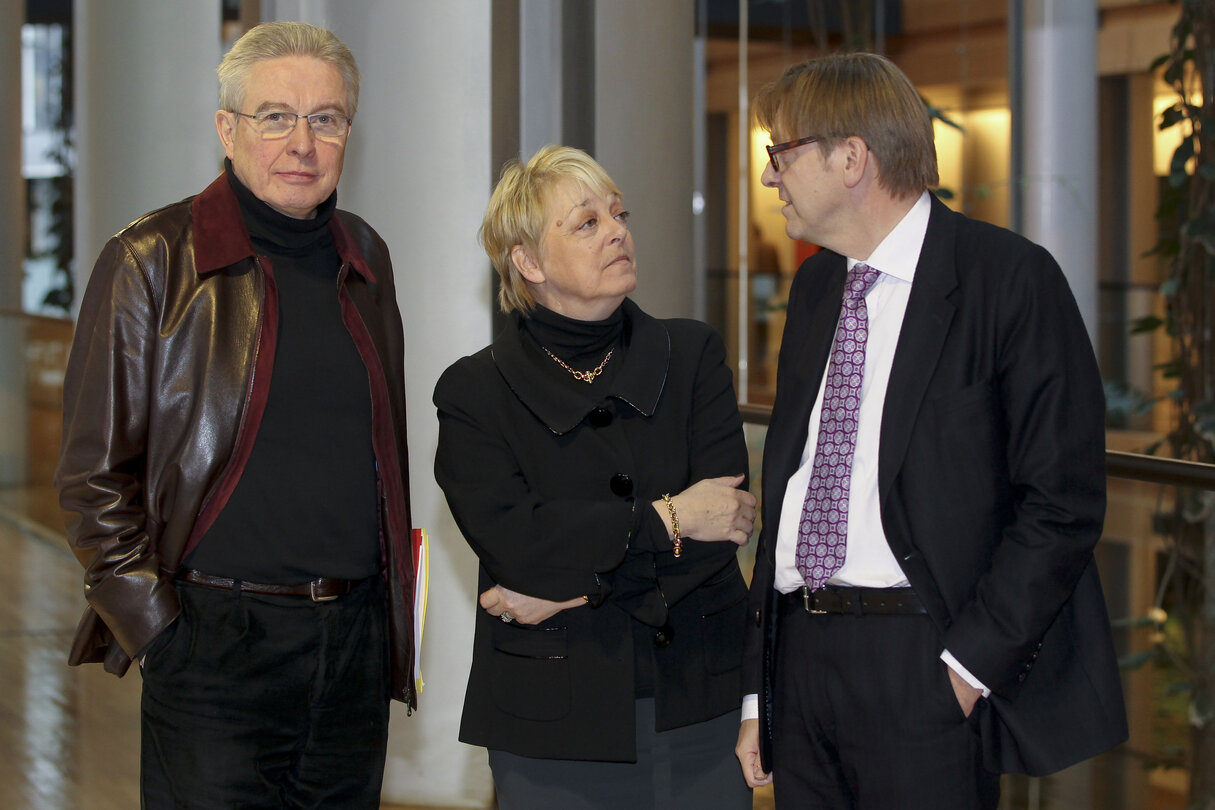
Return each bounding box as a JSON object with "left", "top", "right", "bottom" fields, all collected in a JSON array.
[
  {"left": 521, "top": 302, "right": 626, "bottom": 392},
  {"left": 186, "top": 163, "right": 380, "bottom": 584}
]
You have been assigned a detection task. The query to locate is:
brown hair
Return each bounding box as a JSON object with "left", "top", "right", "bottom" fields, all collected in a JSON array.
[{"left": 754, "top": 52, "right": 937, "bottom": 198}]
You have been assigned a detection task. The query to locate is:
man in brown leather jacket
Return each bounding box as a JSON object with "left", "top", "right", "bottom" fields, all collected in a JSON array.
[{"left": 55, "top": 22, "right": 415, "bottom": 808}]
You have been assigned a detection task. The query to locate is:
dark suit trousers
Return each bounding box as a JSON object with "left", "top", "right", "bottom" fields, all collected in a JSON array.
[
  {"left": 772, "top": 597, "right": 999, "bottom": 810},
  {"left": 138, "top": 578, "right": 390, "bottom": 809}
]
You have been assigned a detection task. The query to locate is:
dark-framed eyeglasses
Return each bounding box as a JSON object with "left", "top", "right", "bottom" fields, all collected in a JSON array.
[
  {"left": 766, "top": 136, "right": 819, "bottom": 173},
  {"left": 234, "top": 110, "right": 352, "bottom": 141}
]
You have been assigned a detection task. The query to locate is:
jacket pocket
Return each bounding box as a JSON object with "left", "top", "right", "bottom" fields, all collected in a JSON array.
[
  {"left": 490, "top": 623, "right": 571, "bottom": 722},
  {"left": 699, "top": 590, "right": 746, "bottom": 676}
]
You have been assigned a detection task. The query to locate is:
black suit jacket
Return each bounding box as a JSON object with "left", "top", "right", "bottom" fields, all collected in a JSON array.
[
  {"left": 744, "top": 195, "right": 1128, "bottom": 775},
  {"left": 435, "top": 299, "right": 749, "bottom": 761}
]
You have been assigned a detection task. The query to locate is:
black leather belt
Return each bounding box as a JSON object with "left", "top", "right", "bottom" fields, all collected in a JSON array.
[
  {"left": 780, "top": 585, "right": 926, "bottom": 616},
  {"left": 176, "top": 568, "right": 363, "bottom": 602}
]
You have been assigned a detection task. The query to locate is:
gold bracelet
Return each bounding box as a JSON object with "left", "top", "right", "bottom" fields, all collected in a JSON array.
[{"left": 662, "top": 493, "right": 682, "bottom": 558}]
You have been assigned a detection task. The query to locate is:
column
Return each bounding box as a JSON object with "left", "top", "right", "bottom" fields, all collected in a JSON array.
[
  {"left": 0, "top": 0, "right": 26, "bottom": 485},
  {"left": 519, "top": 0, "right": 564, "bottom": 156},
  {"left": 1022, "top": 11, "right": 1101, "bottom": 804},
  {"left": 1021, "top": 0, "right": 1100, "bottom": 340},
  {"left": 594, "top": 0, "right": 695, "bottom": 319},
  {"left": 73, "top": 0, "right": 222, "bottom": 305}
]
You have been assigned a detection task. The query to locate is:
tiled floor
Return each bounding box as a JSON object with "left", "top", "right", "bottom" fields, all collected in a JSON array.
[{"left": 0, "top": 486, "right": 143, "bottom": 809}]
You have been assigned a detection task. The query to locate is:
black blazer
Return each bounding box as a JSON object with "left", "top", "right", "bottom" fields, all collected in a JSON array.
[
  {"left": 435, "top": 299, "right": 749, "bottom": 761},
  {"left": 744, "top": 196, "right": 1128, "bottom": 776}
]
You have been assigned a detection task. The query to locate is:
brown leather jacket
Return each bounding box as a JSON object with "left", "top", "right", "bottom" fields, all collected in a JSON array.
[{"left": 55, "top": 173, "right": 416, "bottom": 708}]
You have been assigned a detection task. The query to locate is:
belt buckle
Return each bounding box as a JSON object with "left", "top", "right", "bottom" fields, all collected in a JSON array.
[
  {"left": 803, "top": 587, "right": 827, "bottom": 615},
  {"left": 310, "top": 580, "right": 339, "bottom": 602}
]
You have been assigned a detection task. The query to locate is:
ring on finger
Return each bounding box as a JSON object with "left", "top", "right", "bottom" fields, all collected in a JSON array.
[{"left": 500, "top": 611, "right": 514, "bottom": 623}]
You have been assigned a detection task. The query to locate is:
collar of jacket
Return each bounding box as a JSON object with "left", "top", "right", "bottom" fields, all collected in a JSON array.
[
  {"left": 189, "top": 172, "right": 377, "bottom": 284},
  {"left": 492, "top": 298, "right": 671, "bottom": 435}
]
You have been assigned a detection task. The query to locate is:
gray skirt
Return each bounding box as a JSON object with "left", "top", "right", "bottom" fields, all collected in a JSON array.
[{"left": 488, "top": 698, "right": 752, "bottom": 810}]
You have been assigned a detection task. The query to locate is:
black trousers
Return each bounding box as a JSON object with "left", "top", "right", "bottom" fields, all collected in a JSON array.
[
  {"left": 139, "top": 577, "right": 390, "bottom": 809},
  {"left": 771, "top": 600, "right": 1000, "bottom": 810}
]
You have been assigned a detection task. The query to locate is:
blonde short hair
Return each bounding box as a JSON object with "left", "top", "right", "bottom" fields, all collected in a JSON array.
[
  {"left": 481, "top": 145, "right": 623, "bottom": 314},
  {"left": 754, "top": 52, "right": 937, "bottom": 199},
  {"left": 218, "top": 21, "right": 360, "bottom": 118}
]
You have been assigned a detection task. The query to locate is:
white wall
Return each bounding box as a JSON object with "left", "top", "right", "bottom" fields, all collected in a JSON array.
[{"left": 73, "top": 0, "right": 223, "bottom": 310}]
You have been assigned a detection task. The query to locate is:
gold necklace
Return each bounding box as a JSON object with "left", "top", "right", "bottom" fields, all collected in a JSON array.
[{"left": 543, "top": 347, "right": 614, "bottom": 383}]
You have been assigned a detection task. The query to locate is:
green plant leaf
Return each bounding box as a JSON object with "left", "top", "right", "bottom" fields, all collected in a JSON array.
[
  {"left": 1155, "top": 188, "right": 1185, "bottom": 221},
  {"left": 1159, "top": 104, "right": 1187, "bottom": 129},
  {"left": 1110, "top": 614, "right": 1167, "bottom": 628},
  {"left": 1131, "top": 314, "right": 1164, "bottom": 334},
  {"left": 922, "top": 97, "right": 964, "bottom": 133},
  {"left": 1163, "top": 680, "right": 1195, "bottom": 697},
  {"left": 1169, "top": 138, "right": 1196, "bottom": 187},
  {"left": 1104, "top": 381, "right": 1158, "bottom": 418},
  {"left": 1119, "top": 649, "right": 1161, "bottom": 670},
  {"left": 1157, "top": 361, "right": 1185, "bottom": 381},
  {"left": 1163, "top": 58, "right": 1185, "bottom": 86},
  {"left": 1181, "top": 211, "right": 1215, "bottom": 255}
]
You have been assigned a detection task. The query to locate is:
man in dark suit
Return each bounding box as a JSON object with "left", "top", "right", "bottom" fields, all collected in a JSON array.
[{"left": 734, "top": 53, "right": 1127, "bottom": 809}]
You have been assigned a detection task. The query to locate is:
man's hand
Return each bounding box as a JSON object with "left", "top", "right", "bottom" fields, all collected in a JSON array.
[
  {"left": 946, "top": 664, "right": 983, "bottom": 717},
  {"left": 479, "top": 585, "right": 585, "bottom": 625},
  {"left": 735, "top": 718, "right": 773, "bottom": 788}
]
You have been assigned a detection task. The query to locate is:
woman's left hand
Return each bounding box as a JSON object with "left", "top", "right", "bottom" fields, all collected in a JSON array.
[
  {"left": 656, "top": 474, "right": 757, "bottom": 546},
  {"left": 480, "top": 584, "right": 587, "bottom": 625}
]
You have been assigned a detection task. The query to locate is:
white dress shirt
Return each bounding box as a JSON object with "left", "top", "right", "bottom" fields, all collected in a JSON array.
[
  {"left": 742, "top": 192, "right": 987, "bottom": 723},
  {"left": 771, "top": 192, "right": 929, "bottom": 594}
]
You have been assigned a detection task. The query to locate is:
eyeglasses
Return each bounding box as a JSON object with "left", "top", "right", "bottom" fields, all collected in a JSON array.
[
  {"left": 766, "top": 136, "right": 819, "bottom": 173},
  {"left": 234, "top": 110, "right": 352, "bottom": 140}
]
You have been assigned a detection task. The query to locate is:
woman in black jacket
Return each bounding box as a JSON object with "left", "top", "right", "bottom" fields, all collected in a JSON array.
[{"left": 434, "top": 145, "right": 755, "bottom": 809}]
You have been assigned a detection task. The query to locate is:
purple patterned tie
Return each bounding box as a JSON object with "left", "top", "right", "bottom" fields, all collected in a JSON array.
[{"left": 795, "top": 262, "right": 881, "bottom": 591}]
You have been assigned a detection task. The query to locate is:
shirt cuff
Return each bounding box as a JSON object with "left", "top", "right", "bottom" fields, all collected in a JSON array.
[
  {"left": 741, "top": 693, "right": 759, "bottom": 722},
  {"left": 940, "top": 649, "right": 991, "bottom": 698}
]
